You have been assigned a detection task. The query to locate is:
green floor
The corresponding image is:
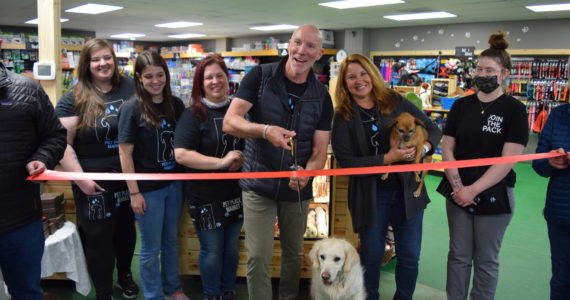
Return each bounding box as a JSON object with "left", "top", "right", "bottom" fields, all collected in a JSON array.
[{"left": 43, "top": 162, "right": 551, "bottom": 299}]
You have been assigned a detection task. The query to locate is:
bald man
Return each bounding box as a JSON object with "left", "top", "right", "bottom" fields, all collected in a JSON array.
[{"left": 223, "top": 25, "right": 333, "bottom": 299}]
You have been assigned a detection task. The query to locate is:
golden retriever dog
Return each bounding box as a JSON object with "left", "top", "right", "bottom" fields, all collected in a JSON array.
[
  {"left": 309, "top": 238, "right": 365, "bottom": 300},
  {"left": 381, "top": 112, "right": 432, "bottom": 197}
]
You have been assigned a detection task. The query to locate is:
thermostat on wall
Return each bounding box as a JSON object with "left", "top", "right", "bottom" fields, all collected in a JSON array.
[{"left": 33, "top": 61, "right": 56, "bottom": 80}]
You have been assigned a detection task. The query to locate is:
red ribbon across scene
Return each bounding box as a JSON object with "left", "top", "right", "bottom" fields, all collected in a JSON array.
[{"left": 27, "top": 152, "right": 562, "bottom": 181}]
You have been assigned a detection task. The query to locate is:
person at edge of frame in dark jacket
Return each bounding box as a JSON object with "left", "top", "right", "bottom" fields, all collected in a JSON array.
[
  {"left": 0, "top": 39, "right": 67, "bottom": 299},
  {"left": 532, "top": 99, "right": 570, "bottom": 300}
]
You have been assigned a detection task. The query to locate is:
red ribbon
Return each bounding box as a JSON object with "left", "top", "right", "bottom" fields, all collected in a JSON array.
[{"left": 28, "top": 152, "right": 562, "bottom": 181}]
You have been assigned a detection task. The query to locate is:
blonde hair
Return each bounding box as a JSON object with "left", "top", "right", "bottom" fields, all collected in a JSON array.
[{"left": 335, "top": 53, "right": 399, "bottom": 120}]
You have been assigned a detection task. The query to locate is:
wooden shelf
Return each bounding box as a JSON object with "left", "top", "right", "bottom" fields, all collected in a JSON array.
[
  {"left": 423, "top": 106, "right": 449, "bottom": 112},
  {"left": 371, "top": 49, "right": 570, "bottom": 58},
  {"left": 221, "top": 49, "right": 279, "bottom": 57},
  {"left": 370, "top": 50, "right": 456, "bottom": 57},
  {"left": 2, "top": 42, "right": 26, "bottom": 50},
  {"left": 61, "top": 44, "right": 83, "bottom": 51},
  {"left": 2, "top": 43, "right": 83, "bottom": 51},
  {"left": 323, "top": 48, "right": 338, "bottom": 55},
  {"left": 161, "top": 52, "right": 206, "bottom": 59},
  {"left": 221, "top": 48, "right": 338, "bottom": 58}
]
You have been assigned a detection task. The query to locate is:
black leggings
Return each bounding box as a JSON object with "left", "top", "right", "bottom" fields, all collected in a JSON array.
[{"left": 72, "top": 185, "right": 136, "bottom": 300}]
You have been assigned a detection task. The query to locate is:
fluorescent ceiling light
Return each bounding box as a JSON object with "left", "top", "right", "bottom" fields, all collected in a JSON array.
[
  {"left": 110, "top": 33, "right": 145, "bottom": 39},
  {"left": 65, "top": 3, "right": 123, "bottom": 14},
  {"left": 25, "top": 18, "right": 69, "bottom": 24},
  {"left": 155, "top": 21, "right": 203, "bottom": 28},
  {"left": 526, "top": 3, "right": 570, "bottom": 12},
  {"left": 168, "top": 33, "right": 206, "bottom": 39},
  {"left": 319, "top": 0, "right": 404, "bottom": 9},
  {"left": 250, "top": 24, "right": 298, "bottom": 31},
  {"left": 384, "top": 11, "right": 457, "bottom": 21}
]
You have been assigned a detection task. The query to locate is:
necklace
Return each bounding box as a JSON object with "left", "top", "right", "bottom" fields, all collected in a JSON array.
[
  {"left": 357, "top": 105, "right": 377, "bottom": 121},
  {"left": 479, "top": 99, "right": 498, "bottom": 115}
]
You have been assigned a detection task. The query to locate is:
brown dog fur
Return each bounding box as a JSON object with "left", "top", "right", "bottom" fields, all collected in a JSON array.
[{"left": 381, "top": 112, "right": 432, "bottom": 197}]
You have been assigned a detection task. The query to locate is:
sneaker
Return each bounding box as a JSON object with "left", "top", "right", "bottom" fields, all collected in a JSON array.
[
  {"left": 169, "top": 291, "right": 190, "bottom": 300},
  {"left": 222, "top": 291, "right": 236, "bottom": 300},
  {"left": 115, "top": 273, "right": 139, "bottom": 299}
]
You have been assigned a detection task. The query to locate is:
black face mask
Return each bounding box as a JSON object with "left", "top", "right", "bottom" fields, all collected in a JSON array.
[{"left": 474, "top": 75, "right": 500, "bottom": 94}]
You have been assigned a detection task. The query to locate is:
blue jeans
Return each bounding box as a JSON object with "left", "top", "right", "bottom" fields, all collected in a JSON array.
[
  {"left": 0, "top": 219, "right": 44, "bottom": 300},
  {"left": 196, "top": 220, "right": 243, "bottom": 297},
  {"left": 547, "top": 220, "right": 570, "bottom": 300},
  {"left": 359, "top": 189, "right": 424, "bottom": 300},
  {"left": 137, "top": 181, "right": 184, "bottom": 300}
]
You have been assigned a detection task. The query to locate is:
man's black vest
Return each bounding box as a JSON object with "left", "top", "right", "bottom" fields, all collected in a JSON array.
[{"left": 239, "top": 57, "right": 328, "bottom": 201}]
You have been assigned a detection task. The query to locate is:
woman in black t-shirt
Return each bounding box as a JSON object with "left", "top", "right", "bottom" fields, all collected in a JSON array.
[
  {"left": 55, "top": 38, "right": 138, "bottom": 300},
  {"left": 117, "top": 51, "right": 188, "bottom": 300},
  {"left": 440, "top": 31, "right": 529, "bottom": 300},
  {"left": 174, "top": 55, "right": 244, "bottom": 300}
]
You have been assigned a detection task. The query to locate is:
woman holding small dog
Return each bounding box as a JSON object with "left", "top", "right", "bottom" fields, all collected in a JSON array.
[
  {"left": 331, "top": 53, "right": 441, "bottom": 300},
  {"left": 439, "top": 31, "right": 528, "bottom": 300}
]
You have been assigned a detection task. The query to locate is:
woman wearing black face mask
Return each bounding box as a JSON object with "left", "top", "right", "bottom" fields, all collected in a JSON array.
[{"left": 437, "top": 31, "right": 529, "bottom": 300}]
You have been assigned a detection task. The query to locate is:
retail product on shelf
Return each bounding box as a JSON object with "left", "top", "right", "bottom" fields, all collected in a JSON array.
[
  {"left": 167, "top": 59, "right": 195, "bottom": 104},
  {"left": 509, "top": 57, "right": 569, "bottom": 102}
]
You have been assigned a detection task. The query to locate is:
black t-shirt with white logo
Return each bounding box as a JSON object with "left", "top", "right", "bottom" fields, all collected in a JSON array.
[
  {"left": 174, "top": 103, "right": 245, "bottom": 230},
  {"left": 118, "top": 96, "right": 185, "bottom": 192},
  {"left": 55, "top": 76, "right": 134, "bottom": 191},
  {"left": 444, "top": 93, "right": 529, "bottom": 186}
]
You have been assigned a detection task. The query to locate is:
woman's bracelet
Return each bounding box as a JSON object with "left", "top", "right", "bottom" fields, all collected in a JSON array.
[
  {"left": 262, "top": 124, "right": 270, "bottom": 140},
  {"left": 130, "top": 191, "right": 141, "bottom": 196}
]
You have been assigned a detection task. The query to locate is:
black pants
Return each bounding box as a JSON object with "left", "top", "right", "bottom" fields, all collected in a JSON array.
[{"left": 72, "top": 184, "right": 136, "bottom": 300}]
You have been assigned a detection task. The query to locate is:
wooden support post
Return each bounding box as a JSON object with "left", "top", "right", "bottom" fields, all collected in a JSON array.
[{"left": 37, "top": 0, "right": 62, "bottom": 105}]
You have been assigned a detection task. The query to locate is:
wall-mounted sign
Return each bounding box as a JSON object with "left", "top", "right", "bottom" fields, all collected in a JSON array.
[{"left": 455, "top": 46, "right": 475, "bottom": 57}]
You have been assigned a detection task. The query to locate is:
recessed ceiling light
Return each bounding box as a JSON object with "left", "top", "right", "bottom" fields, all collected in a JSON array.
[
  {"left": 319, "top": 0, "right": 404, "bottom": 9},
  {"left": 526, "top": 3, "right": 570, "bottom": 12},
  {"left": 155, "top": 21, "right": 203, "bottom": 28},
  {"left": 65, "top": 3, "right": 123, "bottom": 15},
  {"left": 110, "top": 33, "right": 145, "bottom": 39},
  {"left": 384, "top": 11, "right": 457, "bottom": 21},
  {"left": 168, "top": 33, "right": 206, "bottom": 39},
  {"left": 25, "top": 18, "right": 69, "bottom": 24},
  {"left": 250, "top": 24, "right": 299, "bottom": 31}
]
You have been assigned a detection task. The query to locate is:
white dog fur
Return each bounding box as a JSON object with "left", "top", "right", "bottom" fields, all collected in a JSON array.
[{"left": 309, "top": 238, "right": 366, "bottom": 300}]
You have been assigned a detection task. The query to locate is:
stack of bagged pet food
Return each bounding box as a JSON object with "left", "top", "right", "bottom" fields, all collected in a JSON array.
[{"left": 41, "top": 192, "right": 66, "bottom": 237}]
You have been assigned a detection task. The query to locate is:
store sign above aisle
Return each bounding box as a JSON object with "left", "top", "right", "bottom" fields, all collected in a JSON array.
[{"left": 456, "top": 46, "right": 475, "bottom": 57}]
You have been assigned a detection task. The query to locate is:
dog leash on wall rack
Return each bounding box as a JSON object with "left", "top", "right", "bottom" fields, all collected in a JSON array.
[{"left": 289, "top": 137, "right": 303, "bottom": 215}]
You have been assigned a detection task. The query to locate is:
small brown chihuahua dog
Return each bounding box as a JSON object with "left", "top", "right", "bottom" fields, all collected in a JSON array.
[{"left": 381, "top": 112, "right": 432, "bottom": 197}]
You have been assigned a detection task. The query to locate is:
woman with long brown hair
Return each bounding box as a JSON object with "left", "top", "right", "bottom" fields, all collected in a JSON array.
[
  {"left": 118, "top": 51, "right": 188, "bottom": 300},
  {"left": 55, "top": 38, "right": 138, "bottom": 300}
]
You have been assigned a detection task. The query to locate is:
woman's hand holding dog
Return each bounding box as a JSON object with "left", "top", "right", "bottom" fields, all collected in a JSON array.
[{"left": 385, "top": 143, "right": 416, "bottom": 164}]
